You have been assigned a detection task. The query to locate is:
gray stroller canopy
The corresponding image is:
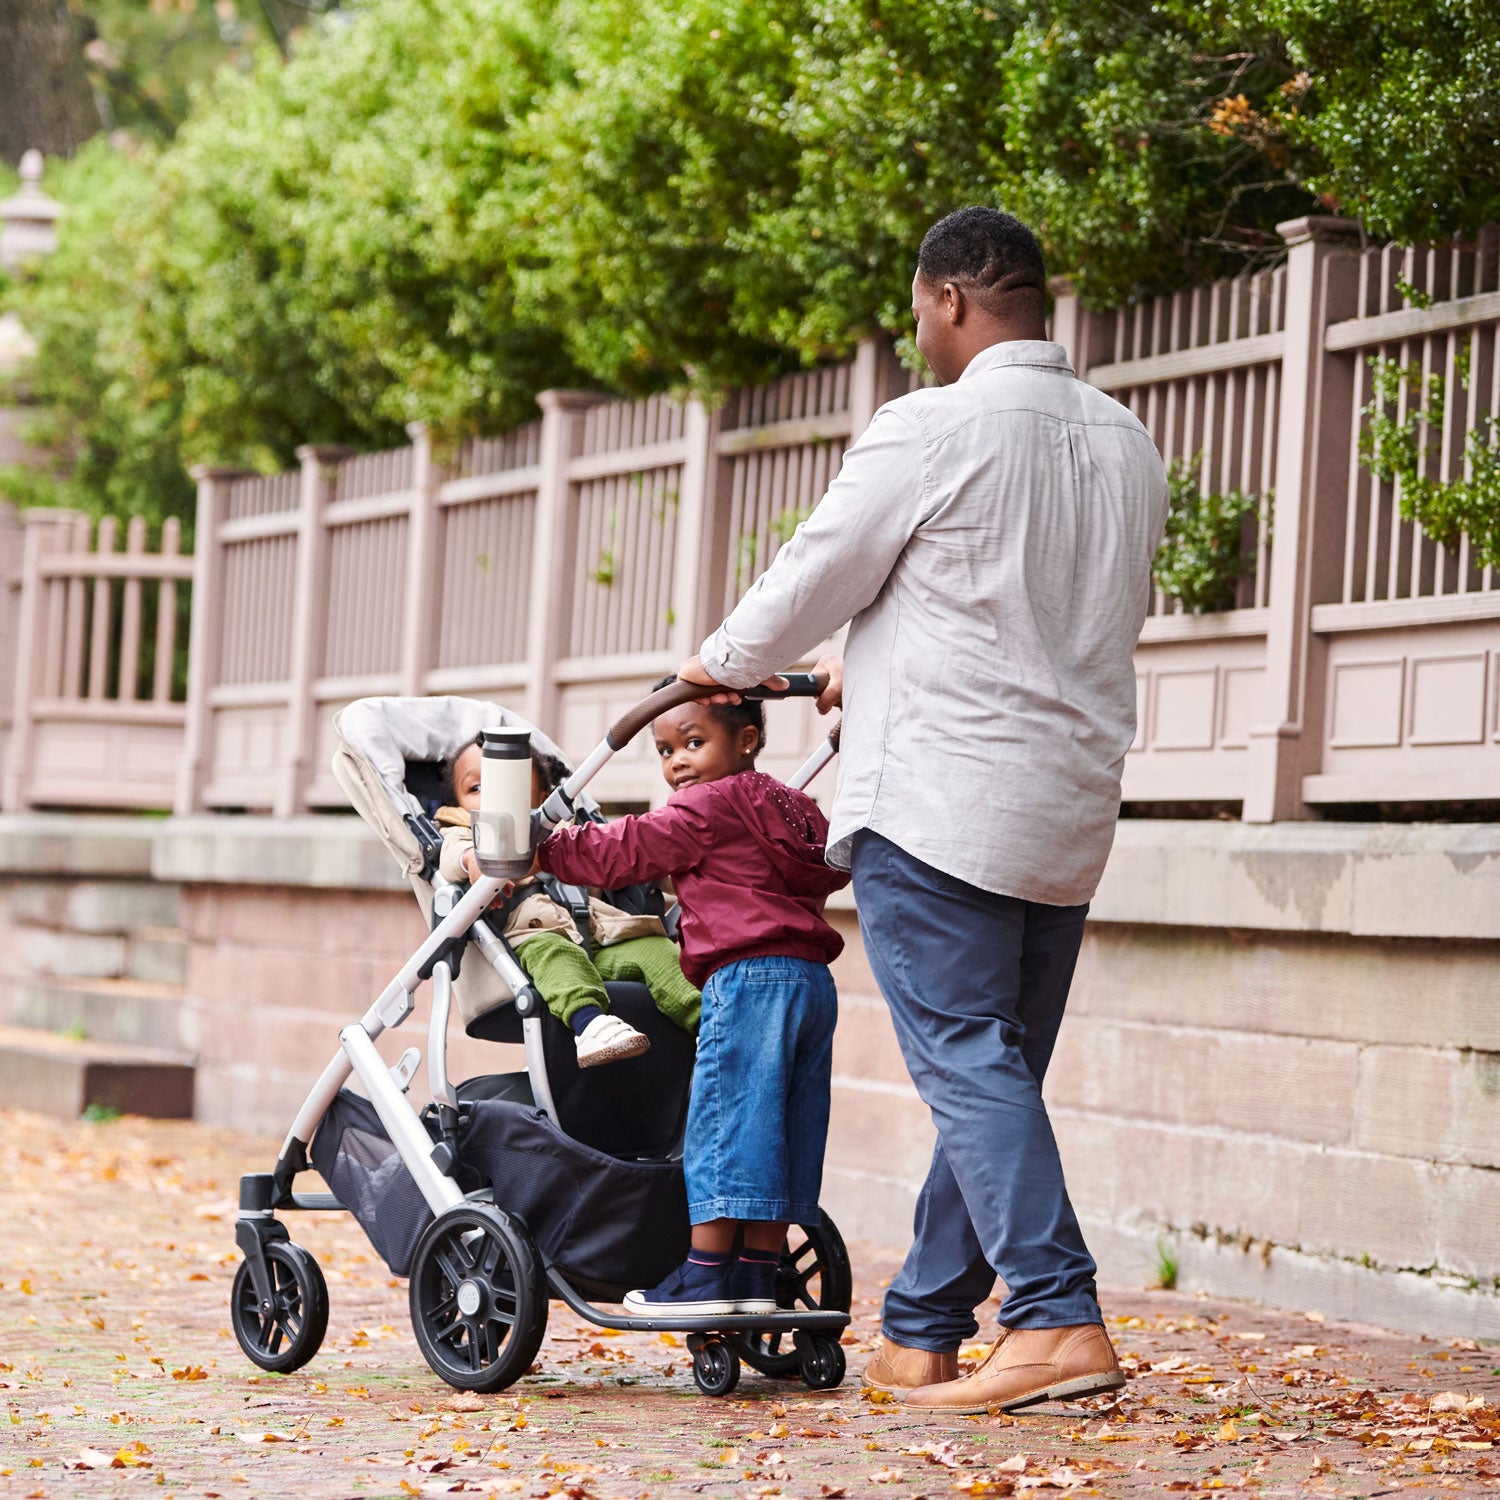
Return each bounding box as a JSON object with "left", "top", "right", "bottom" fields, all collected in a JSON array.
[{"left": 330, "top": 695, "right": 579, "bottom": 880}]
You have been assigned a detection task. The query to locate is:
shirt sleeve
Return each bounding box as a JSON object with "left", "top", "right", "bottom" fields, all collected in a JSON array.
[
  {"left": 536, "top": 792, "right": 715, "bottom": 889},
  {"left": 698, "top": 402, "right": 928, "bottom": 688},
  {"left": 438, "top": 825, "right": 473, "bottom": 885}
]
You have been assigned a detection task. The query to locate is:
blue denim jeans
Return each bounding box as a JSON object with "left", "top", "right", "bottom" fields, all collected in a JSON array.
[
  {"left": 683, "top": 956, "right": 837, "bottom": 1224},
  {"left": 851, "top": 830, "right": 1101, "bottom": 1346}
]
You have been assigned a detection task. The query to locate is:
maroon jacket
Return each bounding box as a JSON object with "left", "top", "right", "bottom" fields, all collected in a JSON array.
[{"left": 536, "top": 770, "right": 849, "bottom": 988}]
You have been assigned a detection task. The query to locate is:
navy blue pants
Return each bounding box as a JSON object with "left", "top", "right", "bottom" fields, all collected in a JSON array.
[{"left": 851, "top": 830, "right": 1101, "bottom": 1348}]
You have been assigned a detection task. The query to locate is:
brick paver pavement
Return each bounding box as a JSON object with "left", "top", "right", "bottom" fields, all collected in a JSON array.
[{"left": 2, "top": 1109, "right": 1497, "bottom": 1499}]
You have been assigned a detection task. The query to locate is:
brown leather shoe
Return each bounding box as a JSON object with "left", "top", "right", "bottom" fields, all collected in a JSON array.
[
  {"left": 903, "top": 1324, "right": 1124, "bottom": 1413},
  {"left": 863, "top": 1335, "right": 960, "bottom": 1395}
]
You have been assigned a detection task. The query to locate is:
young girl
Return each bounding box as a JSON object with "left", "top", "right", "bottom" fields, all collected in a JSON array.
[
  {"left": 437, "top": 737, "right": 700, "bottom": 1068},
  {"left": 535, "top": 684, "right": 849, "bottom": 1314}
]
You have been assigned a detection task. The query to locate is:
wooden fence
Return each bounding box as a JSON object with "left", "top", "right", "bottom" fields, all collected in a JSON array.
[
  {"left": 3, "top": 215, "right": 1497, "bottom": 818},
  {"left": 1, "top": 508, "right": 192, "bottom": 810},
  {"left": 1060, "top": 216, "right": 1500, "bottom": 815},
  {"left": 176, "top": 342, "right": 913, "bottom": 814}
]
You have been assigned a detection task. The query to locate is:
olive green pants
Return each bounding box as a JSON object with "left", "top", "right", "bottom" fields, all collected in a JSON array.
[{"left": 515, "top": 931, "right": 701, "bottom": 1033}]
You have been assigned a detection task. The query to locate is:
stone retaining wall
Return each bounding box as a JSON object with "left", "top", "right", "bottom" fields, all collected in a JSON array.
[{"left": 3, "top": 813, "right": 1497, "bottom": 1338}]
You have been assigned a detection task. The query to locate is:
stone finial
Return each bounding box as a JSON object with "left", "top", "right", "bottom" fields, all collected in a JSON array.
[{"left": 1, "top": 151, "right": 64, "bottom": 274}]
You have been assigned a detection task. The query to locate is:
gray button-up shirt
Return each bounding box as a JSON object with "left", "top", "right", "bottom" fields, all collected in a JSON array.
[{"left": 699, "top": 339, "right": 1168, "bottom": 906}]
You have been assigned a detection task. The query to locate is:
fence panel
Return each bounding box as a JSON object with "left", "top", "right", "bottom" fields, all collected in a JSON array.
[
  {"left": 1305, "top": 226, "right": 1500, "bottom": 806},
  {"left": 3, "top": 510, "right": 191, "bottom": 810}
]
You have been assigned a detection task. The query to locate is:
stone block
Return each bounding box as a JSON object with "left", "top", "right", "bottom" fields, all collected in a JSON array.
[
  {"left": 1357, "top": 1046, "right": 1500, "bottom": 1171},
  {"left": 826, "top": 1079, "right": 933, "bottom": 1187},
  {"left": 1436, "top": 1163, "right": 1500, "bottom": 1282},
  {"left": 152, "top": 815, "right": 406, "bottom": 892},
  {"left": 1, "top": 976, "right": 194, "bottom": 1052},
  {"left": 821, "top": 1167, "right": 920, "bottom": 1263},
  {"left": 1048, "top": 1021, "right": 1358, "bottom": 1145},
  {"left": 1071, "top": 924, "right": 1500, "bottom": 1051},
  {"left": 1298, "top": 1149, "right": 1440, "bottom": 1269},
  {"left": 0, "top": 815, "right": 157, "bottom": 878},
  {"left": 9, "top": 877, "right": 180, "bottom": 935},
  {"left": 1052, "top": 1111, "right": 1122, "bottom": 1219},
  {"left": 14, "top": 923, "right": 126, "bottom": 979},
  {"left": 831, "top": 994, "right": 910, "bottom": 1088},
  {"left": 126, "top": 929, "right": 189, "bottom": 987},
  {"left": 0, "top": 1022, "right": 192, "bottom": 1119}
]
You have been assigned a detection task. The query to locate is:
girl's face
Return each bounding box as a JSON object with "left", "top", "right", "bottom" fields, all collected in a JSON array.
[{"left": 652, "top": 705, "right": 759, "bottom": 792}]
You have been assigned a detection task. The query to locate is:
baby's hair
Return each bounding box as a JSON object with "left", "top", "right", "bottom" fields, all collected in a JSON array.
[
  {"left": 651, "top": 676, "right": 765, "bottom": 757},
  {"left": 445, "top": 731, "right": 571, "bottom": 801}
]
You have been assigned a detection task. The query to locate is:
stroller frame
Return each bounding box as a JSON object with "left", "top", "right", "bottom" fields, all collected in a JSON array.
[{"left": 232, "top": 674, "right": 851, "bottom": 1397}]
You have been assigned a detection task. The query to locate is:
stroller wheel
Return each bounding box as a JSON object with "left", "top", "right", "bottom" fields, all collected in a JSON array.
[
  {"left": 408, "top": 1203, "right": 548, "bottom": 1394},
  {"left": 689, "top": 1336, "right": 741, "bottom": 1397},
  {"left": 230, "top": 1242, "right": 329, "bottom": 1374},
  {"left": 737, "top": 1212, "right": 853, "bottom": 1378},
  {"left": 798, "top": 1332, "right": 846, "bottom": 1391}
]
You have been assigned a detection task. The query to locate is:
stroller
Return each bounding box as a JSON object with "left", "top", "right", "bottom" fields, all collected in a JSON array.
[{"left": 229, "top": 674, "right": 850, "bottom": 1397}]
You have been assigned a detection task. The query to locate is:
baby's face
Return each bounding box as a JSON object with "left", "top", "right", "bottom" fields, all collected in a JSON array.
[{"left": 453, "top": 743, "right": 483, "bottom": 810}]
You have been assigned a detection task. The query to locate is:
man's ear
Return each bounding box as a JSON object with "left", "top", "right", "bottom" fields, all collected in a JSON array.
[{"left": 942, "top": 281, "right": 966, "bottom": 325}]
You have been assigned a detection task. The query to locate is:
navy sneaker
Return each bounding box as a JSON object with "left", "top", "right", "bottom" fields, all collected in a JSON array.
[
  {"left": 623, "top": 1254, "right": 735, "bottom": 1316},
  {"left": 727, "top": 1253, "right": 779, "bottom": 1315}
]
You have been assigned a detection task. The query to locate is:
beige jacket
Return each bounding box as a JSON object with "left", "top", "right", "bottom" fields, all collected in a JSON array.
[{"left": 435, "top": 808, "right": 666, "bottom": 950}]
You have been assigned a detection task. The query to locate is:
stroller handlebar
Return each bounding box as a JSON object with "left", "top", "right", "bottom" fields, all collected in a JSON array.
[{"left": 605, "top": 669, "right": 829, "bottom": 752}]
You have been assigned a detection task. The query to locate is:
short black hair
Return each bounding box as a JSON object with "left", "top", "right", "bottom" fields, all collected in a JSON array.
[
  {"left": 651, "top": 676, "right": 765, "bottom": 757},
  {"left": 917, "top": 207, "right": 1046, "bottom": 317}
]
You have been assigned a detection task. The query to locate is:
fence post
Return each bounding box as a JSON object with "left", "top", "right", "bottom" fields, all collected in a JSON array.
[
  {"left": 2, "top": 508, "right": 85, "bottom": 812},
  {"left": 276, "top": 445, "right": 347, "bottom": 818},
  {"left": 398, "top": 423, "right": 441, "bottom": 698},
  {"left": 0, "top": 502, "right": 22, "bottom": 784},
  {"left": 1050, "top": 280, "right": 1107, "bottom": 381},
  {"left": 669, "top": 398, "right": 727, "bottom": 660},
  {"left": 526, "top": 390, "right": 603, "bottom": 729},
  {"left": 177, "top": 467, "right": 247, "bottom": 815},
  {"left": 1243, "top": 216, "right": 1362, "bottom": 823}
]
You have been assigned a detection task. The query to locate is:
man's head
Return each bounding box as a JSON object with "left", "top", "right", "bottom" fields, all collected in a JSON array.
[
  {"left": 650, "top": 678, "right": 764, "bottom": 792},
  {"left": 912, "top": 207, "right": 1047, "bottom": 385}
]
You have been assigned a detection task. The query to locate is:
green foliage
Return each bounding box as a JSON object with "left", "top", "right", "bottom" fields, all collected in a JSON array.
[
  {"left": 1154, "top": 1237, "right": 1179, "bottom": 1291},
  {"left": 5, "top": 0, "right": 1499, "bottom": 521},
  {"left": 81, "top": 1102, "right": 121, "bottom": 1123},
  {"left": 1154, "top": 454, "right": 1265, "bottom": 614},
  {"left": 1360, "top": 343, "right": 1500, "bottom": 570},
  {"left": 70, "top": 0, "right": 271, "bottom": 140}
]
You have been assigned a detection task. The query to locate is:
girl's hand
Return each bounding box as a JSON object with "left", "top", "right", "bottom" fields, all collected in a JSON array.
[{"left": 461, "top": 848, "right": 481, "bottom": 883}]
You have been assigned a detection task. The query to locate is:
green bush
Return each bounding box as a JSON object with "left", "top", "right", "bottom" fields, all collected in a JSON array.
[
  {"left": 4, "top": 0, "right": 1497, "bottom": 521},
  {"left": 1154, "top": 454, "right": 1266, "bottom": 614}
]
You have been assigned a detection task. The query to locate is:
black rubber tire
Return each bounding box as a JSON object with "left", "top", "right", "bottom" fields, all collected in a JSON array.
[
  {"left": 230, "top": 1241, "right": 329, "bottom": 1375},
  {"left": 408, "top": 1203, "right": 548, "bottom": 1394},
  {"left": 737, "top": 1212, "right": 853, "bottom": 1378},
  {"left": 799, "top": 1333, "right": 847, "bottom": 1391},
  {"left": 691, "top": 1338, "right": 741, "bottom": 1397}
]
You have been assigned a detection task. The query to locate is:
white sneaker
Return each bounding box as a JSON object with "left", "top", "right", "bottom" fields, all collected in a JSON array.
[{"left": 574, "top": 1013, "right": 651, "bottom": 1068}]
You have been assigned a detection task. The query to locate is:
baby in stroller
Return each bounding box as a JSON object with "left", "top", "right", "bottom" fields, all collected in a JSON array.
[
  {"left": 535, "top": 679, "right": 850, "bottom": 1316},
  {"left": 436, "top": 735, "right": 700, "bottom": 1067}
]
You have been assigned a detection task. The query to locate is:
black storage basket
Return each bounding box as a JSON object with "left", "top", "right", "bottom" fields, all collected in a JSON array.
[
  {"left": 311, "top": 1090, "right": 434, "bottom": 1277},
  {"left": 459, "top": 1099, "right": 689, "bottom": 1293}
]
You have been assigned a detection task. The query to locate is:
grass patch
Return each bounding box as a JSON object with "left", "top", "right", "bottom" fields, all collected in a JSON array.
[
  {"left": 59, "top": 1022, "right": 88, "bottom": 1042},
  {"left": 82, "top": 1103, "right": 121, "bottom": 1124},
  {"left": 1154, "top": 1237, "right": 1179, "bottom": 1291}
]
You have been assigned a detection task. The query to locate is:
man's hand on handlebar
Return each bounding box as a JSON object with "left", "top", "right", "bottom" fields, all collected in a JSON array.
[
  {"left": 675, "top": 655, "right": 788, "bottom": 705},
  {"left": 812, "top": 654, "right": 843, "bottom": 714}
]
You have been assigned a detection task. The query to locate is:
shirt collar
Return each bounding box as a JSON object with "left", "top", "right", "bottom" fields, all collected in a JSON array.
[{"left": 958, "top": 340, "right": 1075, "bottom": 382}]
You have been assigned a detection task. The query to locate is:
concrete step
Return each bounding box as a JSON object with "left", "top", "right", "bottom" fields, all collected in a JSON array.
[
  {"left": 0, "top": 1023, "right": 193, "bottom": 1119},
  {"left": 126, "top": 927, "right": 188, "bottom": 988},
  {"left": 0, "top": 975, "right": 194, "bottom": 1053},
  {"left": 14, "top": 923, "right": 126, "bottom": 980},
  {"left": 6, "top": 878, "right": 179, "bottom": 936}
]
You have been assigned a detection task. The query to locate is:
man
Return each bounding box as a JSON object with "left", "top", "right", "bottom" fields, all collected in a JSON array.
[{"left": 677, "top": 207, "right": 1167, "bottom": 1412}]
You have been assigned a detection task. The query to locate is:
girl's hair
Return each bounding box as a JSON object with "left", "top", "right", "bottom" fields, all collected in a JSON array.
[
  {"left": 651, "top": 676, "right": 765, "bottom": 756},
  {"left": 445, "top": 731, "right": 570, "bottom": 801}
]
